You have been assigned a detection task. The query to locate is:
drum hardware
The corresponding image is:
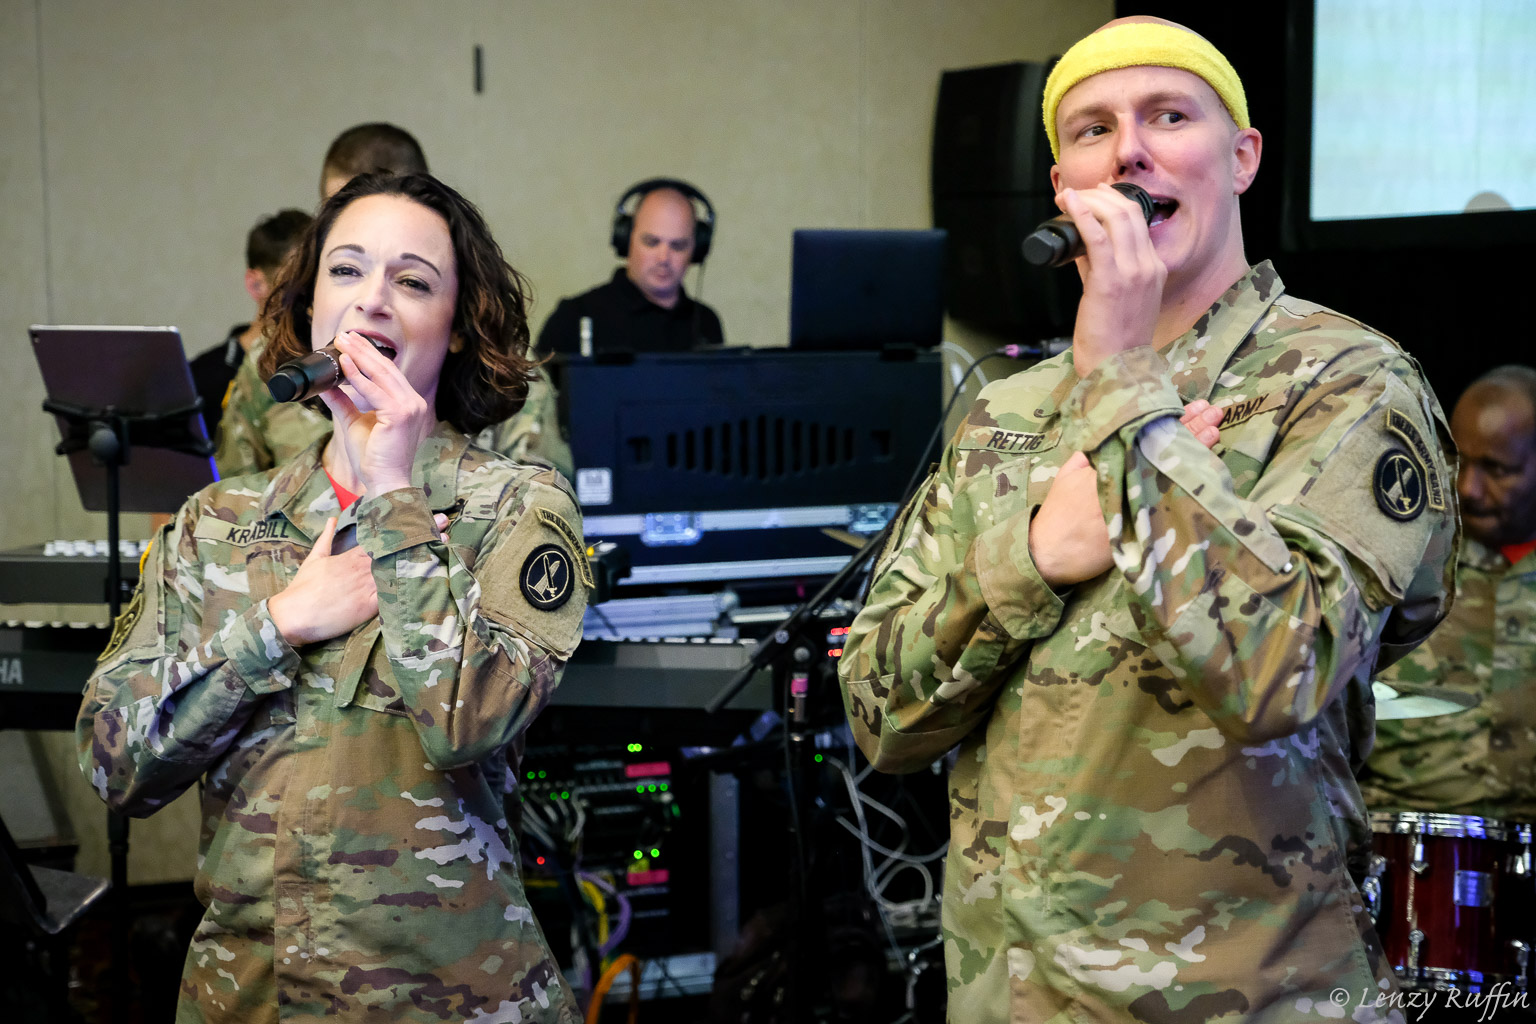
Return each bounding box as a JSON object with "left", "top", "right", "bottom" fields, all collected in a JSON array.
[
  {"left": 1369, "top": 811, "right": 1534, "bottom": 992},
  {"left": 1362, "top": 854, "right": 1388, "bottom": 923},
  {"left": 1456, "top": 870, "right": 1495, "bottom": 908}
]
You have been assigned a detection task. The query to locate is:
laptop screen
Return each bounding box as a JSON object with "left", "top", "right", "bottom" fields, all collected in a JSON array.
[{"left": 789, "top": 229, "right": 946, "bottom": 350}]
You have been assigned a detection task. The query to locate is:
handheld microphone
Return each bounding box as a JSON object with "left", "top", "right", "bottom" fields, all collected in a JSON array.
[
  {"left": 1022, "top": 182, "right": 1156, "bottom": 268},
  {"left": 267, "top": 336, "right": 397, "bottom": 404}
]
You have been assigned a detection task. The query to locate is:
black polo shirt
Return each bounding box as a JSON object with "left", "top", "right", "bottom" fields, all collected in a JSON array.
[
  {"left": 188, "top": 324, "right": 246, "bottom": 434},
  {"left": 536, "top": 269, "right": 725, "bottom": 355}
]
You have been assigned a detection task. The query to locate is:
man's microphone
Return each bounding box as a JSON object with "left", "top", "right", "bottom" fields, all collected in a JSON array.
[
  {"left": 1022, "top": 182, "right": 1156, "bottom": 268},
  {"left": 267, "top": 336, "right": 397, "bottom": 403}
]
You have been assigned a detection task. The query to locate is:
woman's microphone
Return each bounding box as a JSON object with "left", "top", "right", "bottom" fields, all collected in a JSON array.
[
  {"left": 267, "top": 336, "right": 397, "bottom": 403},
  {"left": 1022, "top": 182, "right": 1156, "bottom": 268}
]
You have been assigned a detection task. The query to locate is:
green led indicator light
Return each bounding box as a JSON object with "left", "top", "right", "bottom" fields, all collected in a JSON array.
[
  {"left": 537, "top": 771, "right": 546, "bottom": 779},
  {"left": 636, "top": 785, "right": 645, "bottom": 794},
  {"left": 814, "top": 754, "right": 823, "bottom": 763},
  {"left": 633, "top": 850, "right": 642, "bottom": 860},
  {"left": 526, "top": 771, "right": 535, "bottom": 780},
  {"left": 549, "top": 793, "right": 558, "bottom": 800},
  {"left": 650, "top": 848, "right": 660, "bottom": 858},
  {"left": 659, "top": 783, "right": 668, "bottom": 792},
  {"left": 560, "top": 791, "right": 570, "bottom": 800}
]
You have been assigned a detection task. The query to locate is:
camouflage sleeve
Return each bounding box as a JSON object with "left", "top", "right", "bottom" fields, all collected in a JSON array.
[
  {"left": 215, "top": 351, "right": 274, "bottom": 478},
  {"left": 1065, "top": 345, "right": 1455, "bottom": 743},
  {"left": 838, "top": 436, "right": 1065, "bottom": 773},
  {"left": 472, "top": 368, "right": 575, "bottom": 479},
  {"left": 357, "top": 470, "right": 589, "bottom": 769},
  {"left": 75, "top": 504, "right": 302, "bottom": 816}
]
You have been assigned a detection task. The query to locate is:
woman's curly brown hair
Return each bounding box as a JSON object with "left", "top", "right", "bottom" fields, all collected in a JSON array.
[{"left": 258, "top": 172, "right": 537, "bottom": 435}]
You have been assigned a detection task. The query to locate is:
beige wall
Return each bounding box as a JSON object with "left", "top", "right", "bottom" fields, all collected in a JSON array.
[{"left": 1, "top": 0, "right": 1110, "bottom": 882}]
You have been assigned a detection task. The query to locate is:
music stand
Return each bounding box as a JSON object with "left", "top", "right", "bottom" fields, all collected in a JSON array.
[{"left": 30, "top": 324, "right": 216, "bottom": 1020}]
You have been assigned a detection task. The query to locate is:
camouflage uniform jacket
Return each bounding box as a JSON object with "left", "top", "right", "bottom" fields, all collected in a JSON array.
[
  {"left": 77, "top": 423, "right": 589, "bottom": 1023},
  {"left": 1358, "top": 539, "right": 1536, "bottom": 819},
  {"left": 839, "top": 263, "right": 1457, "bottom": 1024},
  {"left": 215, "top": 334, "right": 574, "bottom": 480}
]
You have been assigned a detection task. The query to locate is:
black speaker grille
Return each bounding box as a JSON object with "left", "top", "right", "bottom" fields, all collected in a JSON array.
[{"left": 634, "top": 416, "right": 879, "bottom": 483}]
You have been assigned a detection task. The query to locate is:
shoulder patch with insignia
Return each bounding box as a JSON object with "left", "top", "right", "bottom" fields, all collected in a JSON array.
[
  {"left": 1374, "top": 449, "right": 1426, "bottom": 521},
  {"left": 521, "top": 543, "right": 576, "bottom": 611},
  {"left": 536, "top": 507, "right": 595, "bottom": 589},
  {"left": 1384, "top": 408, "right": 1446, "bottom": 511}
]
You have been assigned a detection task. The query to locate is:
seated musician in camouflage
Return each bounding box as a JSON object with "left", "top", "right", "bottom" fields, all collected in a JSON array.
[
  {"left": 838, "top": 17, "right": 1457, "bottom": 1024},
  {"left": 78, "top": 173, "right": 588, "bottom": 1024},
  {"left": 215, "top": 122, "right": 572, "bottom": 480},
  {"left": 1360, "top": 365, "right": 1536, "bottom": 819}
]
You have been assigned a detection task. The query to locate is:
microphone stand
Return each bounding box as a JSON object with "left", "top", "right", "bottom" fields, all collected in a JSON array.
[{"left": 700, "top": 339, "right": 1042, "bottom": 1020}]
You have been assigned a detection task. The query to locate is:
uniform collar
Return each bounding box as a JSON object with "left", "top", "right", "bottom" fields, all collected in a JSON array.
[
  {"left": 610, "top": 267, "right": 692, "bottom": 315},
  {"left": 257, "top": 422, "right": 471, "bottom": 541},
  {"left": 1162, "top": 260, "right": 1284, "bottom": 405},
  {"left": 1463, "top": 535, "right": 1536, "bottom": 574}
]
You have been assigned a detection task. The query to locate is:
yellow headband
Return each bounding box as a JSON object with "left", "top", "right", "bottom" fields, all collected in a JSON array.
[{"left": 1042, "top": 22, "right": 1249, "bottom": 161}]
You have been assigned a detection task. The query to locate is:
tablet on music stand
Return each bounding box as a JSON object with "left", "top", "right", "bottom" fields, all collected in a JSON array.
[{"left": 31, "top": 325, "right": 218, "bottom": 513}]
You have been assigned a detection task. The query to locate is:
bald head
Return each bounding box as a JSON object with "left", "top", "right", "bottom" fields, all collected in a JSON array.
[
  {"left": 626, "top": 188, "right": 697, "bottom": 308},
  {"left": 1452, "top": 367, "right": 1536, "bottom": 549},
  {"left": 1096, "top": 14, "right": 1197, "bottom": 33}
]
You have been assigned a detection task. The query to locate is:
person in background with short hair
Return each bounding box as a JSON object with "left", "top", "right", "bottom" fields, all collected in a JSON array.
[
  {"left": 319, "top": 121, "right": 430, "bottom": 201},
  {"left": 191, "top": 208, "right": 311, "bottom": 444},
  {"left": 79, "top": 172, "right": 586, "bottom": 1024},
  {"left": 1360, "top": 364, "right": 1536, "bottom": 819},
  {"left": 217, "top": 123, "right": 571, "bottom": 479}
]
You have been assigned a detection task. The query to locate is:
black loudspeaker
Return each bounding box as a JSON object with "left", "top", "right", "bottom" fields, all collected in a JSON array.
[
  {"left": 931, "top": 61, "right": 1078, "bottom": 338},
  {"left": 610, "top": 178, "right": 716, "bottom": 264}
]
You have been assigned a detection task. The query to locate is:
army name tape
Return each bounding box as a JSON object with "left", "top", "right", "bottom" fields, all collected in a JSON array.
[{"left": 195, "top": 517, "right": 299, "bottom": 546}]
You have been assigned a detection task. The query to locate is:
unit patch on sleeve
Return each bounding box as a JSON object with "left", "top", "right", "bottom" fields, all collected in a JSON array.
[
  {"left": 1374, "top": 449, "right": 1427, "bottom": 522},
  {"left": 1384, "top": 408, "right": 1446, "bottom": 511},
  {"left": 535, "top": 507, "right": 595, "bottom": 589},
  {"left": 520, "top": 543, "right": 576, "bottom": 611}
]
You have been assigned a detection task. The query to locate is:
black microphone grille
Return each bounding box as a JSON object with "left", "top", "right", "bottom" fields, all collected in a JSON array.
[{"left": 1110, "top": 182, "right": 1156, "bottom": 222}]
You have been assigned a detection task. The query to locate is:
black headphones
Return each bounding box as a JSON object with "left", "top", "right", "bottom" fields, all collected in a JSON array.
[{"left": 610, "top": 178, "right": 715, "bottom": 264}]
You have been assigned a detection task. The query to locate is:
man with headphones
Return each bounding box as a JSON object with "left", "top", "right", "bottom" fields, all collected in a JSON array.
[{"left": 537, "top": 179, "right": 725, "bottom": 354}]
